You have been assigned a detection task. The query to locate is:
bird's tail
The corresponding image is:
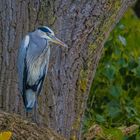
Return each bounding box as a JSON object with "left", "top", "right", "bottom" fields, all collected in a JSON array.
[{"left": 23, "top": 89, "right": 36, "bottom": 111}]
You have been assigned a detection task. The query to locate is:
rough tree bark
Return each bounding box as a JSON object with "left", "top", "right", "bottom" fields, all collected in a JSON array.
[
  {"left": 0, "top": 110, "right": 65, "bottom": 140},
  {"left": 0, "top": 0, "right": 136, "bottom": 139}
]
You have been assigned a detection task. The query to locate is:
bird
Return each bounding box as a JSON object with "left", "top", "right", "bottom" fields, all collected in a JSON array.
[{"left": 17, "top": 26, "right": 67, "bottom": 111}]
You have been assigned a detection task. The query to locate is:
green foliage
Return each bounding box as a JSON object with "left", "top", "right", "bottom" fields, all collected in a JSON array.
[{"left": 83, "top": 9, "right": 140, "bottom": 139}]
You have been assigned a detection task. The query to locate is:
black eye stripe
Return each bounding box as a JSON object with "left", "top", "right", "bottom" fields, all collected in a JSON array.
[{"left": 38, "top": 27, "right": 51, "bottom": 33}]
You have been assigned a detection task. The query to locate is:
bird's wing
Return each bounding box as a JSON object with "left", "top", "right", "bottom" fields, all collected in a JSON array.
[{"left": 17, "top": 35, "right": 30, "bottom": 95}]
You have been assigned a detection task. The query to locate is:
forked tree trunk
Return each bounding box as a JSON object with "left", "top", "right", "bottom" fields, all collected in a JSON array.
[{"left": 0, "top": 0, "right": 135, "bottom": 139}]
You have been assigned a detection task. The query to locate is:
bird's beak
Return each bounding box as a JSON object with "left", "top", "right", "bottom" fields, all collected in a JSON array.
[{"left": 50, "top": 35, "right": 68, "bottom": 48}]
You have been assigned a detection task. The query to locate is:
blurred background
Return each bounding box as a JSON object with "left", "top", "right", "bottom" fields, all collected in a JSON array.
[{"left": 83, "top": 1, "right": 140, "bottom": 139}]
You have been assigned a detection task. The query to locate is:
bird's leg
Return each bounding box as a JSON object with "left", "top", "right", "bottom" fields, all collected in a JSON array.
[
  {"left": 33, "top": 97, "right": 39, "bottom": 123},
  {"left": 26, "top": 111, "right": 29, "bottom": 116},
  {"left": 26, "top": 109, "right": 33, "bottom": 121}
]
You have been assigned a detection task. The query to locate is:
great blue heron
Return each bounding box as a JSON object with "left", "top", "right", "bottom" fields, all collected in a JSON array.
[{"left": 17, "top": 26, "right": 67, "bottom": 111}]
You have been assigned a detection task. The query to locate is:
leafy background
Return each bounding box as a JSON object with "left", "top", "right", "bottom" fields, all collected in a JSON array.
[{"left": 83, "top": 8, "right": 140, "bottom": 140}]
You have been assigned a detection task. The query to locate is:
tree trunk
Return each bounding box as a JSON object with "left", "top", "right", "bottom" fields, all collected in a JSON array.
[{"left": 0, "top": 0, "right": 135, "bottom": 139}]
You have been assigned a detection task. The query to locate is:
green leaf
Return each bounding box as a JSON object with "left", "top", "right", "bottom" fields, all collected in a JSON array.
[
  {"left": 104, "top": 65, "right": 115, "bottom": 80},
  {"left": 118, "top": 58, "right": 127, "bottom": 66},
  {"left": 95, "top": 114, "right": 106, "bottom": 123},
  {"left": 110, "top": 85, "right": 122, "bottom": 98}
]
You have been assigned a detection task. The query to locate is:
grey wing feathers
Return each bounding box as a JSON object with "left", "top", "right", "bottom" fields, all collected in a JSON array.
[{"left": 17, "top": 35, "right": 30, "bottom": 94}]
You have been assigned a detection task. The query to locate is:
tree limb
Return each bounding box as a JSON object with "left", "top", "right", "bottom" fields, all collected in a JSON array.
[
  {"left": 0, "top": 110, "right": 65, "bottom": 140},
  {"left": 83, "top": 124, "right": 139, "bottom": 140}
]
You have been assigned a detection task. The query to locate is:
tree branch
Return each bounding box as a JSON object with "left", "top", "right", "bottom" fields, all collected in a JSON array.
[
  {"left": 0, "top": 110, "right": 65, "bottom": 140},
  {"left": 83, "top": 124, "right": 139, "bottom": 140}
]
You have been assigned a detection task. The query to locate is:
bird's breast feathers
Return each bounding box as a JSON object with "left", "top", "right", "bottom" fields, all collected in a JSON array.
[{"left": 27, "top": 47, "right": 50, "bottom": 85}]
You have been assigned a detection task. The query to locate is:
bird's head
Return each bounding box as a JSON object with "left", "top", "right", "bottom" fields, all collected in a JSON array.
[{"left": 38, "top": 26, "right": 68, "bottom": 48}]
